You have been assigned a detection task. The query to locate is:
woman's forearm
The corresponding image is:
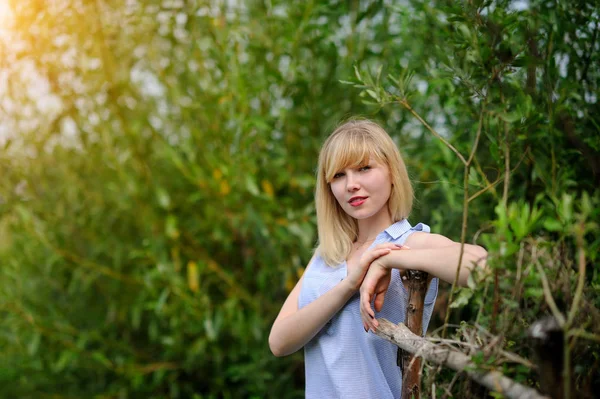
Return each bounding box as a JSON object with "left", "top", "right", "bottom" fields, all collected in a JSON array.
[
  {"left": 268, "top": 279, "right": 356, "bottom": 357},
  {"left": 380, "top": 244, "right": 487, "bottom": 286}
]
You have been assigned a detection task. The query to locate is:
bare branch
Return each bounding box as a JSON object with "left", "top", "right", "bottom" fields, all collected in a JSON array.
[
  {"left": 374, "top": 319, "right": 549, "bottom": 399},
  {"left": 398, "top": 99, "right": 467, "bottom": 165}
]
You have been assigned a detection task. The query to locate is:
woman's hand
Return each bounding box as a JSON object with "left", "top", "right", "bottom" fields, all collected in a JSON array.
[
  {"left": 360, "top": 244, "right": 410, "bottom": 332},
  {"left": 345, "top": 243, "right": 401, "bottom": 292}
]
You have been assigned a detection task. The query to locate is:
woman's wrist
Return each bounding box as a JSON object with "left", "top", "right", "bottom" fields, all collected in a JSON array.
[
  {"left": 340, "top": 276, "right": 360, "bottom": 294},
  {"left": 376, "top": 254, "right": 392, "bottom": 270},
  {"left": 379, "top": 248, "right": 410, "bottom": 270}
]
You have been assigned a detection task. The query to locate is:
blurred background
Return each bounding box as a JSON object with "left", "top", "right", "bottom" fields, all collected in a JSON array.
[{"left": 0, "top": 0, "right": 598, "bottom": 398}]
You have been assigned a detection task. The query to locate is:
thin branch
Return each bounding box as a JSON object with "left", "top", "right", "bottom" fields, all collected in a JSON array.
[
  {"left": 468, "top": 176, "right": 503, "bottom": 202},
  {"left": 568, "top": 329, "right": 600, "bottom": 343},
  {"left": 473, "top": 157, "right": 499, "bottom": 199},
  {"left": 440, "top": 370, "right": 462, "bottom": 399},
  {"left": 467, "top": 109, "right": 485, "bottom": 165},
  {"left": 442, "top": 104, "right": 486, "bottom": 337},
  {"left": 468, "top": 146, "right": 529, "bottom": 203},
  {"left": 398, "top": 99, "right": 467, "bottom": 165},
  {"left": 502, "top": 119, "right": 510, "bottom": 207},
  {"left": 475, "top": 274, "right": 490, "bottom": 325},
  {"left": 563, "top": 224, "right": 587, "bottom": 399},
  {"left": 442, "top": 166, "right": 470, "bottom": 338},
  {"left": 426, "top": 337, "right": 536, "bottom": 368},
  {"left": 534, "top": 259, "right": 566, "bottom": 326},
  {"left": 566, "top": 224, "right": 587, "bottom": 327}
]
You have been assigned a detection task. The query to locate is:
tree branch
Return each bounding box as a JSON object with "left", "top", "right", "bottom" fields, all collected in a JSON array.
[
  {"left": 398, "top": 99, "right": 467, "bottom": 165},
  {"left": 374, "top": 319, "right": 549, "bottom": 399}
]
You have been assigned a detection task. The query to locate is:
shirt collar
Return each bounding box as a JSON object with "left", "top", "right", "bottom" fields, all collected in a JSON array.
[{"left": 383, "top": 219, "right": 412, "bottom": 239}]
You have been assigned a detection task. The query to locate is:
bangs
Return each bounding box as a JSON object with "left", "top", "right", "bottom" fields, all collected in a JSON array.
[{"left": 323, "top": 130, "right": 385, "bottom": 182}]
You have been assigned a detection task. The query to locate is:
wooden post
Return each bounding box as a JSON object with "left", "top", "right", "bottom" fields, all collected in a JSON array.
[
  {"left": 400, "top": 270, "right": 429, "bottom": 399},
  {"left": 528, "top": 316, "right": 564, "bottom": 399}
]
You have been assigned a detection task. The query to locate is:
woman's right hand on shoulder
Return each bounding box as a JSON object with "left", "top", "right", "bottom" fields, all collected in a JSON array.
[{"left": 345, "top": 243, "right": 401, "bottom": 291}]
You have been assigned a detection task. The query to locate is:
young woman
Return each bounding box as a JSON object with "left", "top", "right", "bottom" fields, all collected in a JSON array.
[{"left": 269, "top": 119, "right": 487, "bottom": 398}]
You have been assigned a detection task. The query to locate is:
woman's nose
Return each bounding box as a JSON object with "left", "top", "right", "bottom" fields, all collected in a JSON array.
[{"left": 346, "top": 173, "right": 360, "bottom": 191}]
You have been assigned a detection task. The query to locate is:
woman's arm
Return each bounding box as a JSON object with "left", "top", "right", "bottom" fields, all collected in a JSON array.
[
  {"left": 268, "top": 271, "right": 354, "bottom": 357},
  {"left": 386, "top": 232, "right": 488, "bottom": 286},
  {"left": 269, "top": 245, "right": 396, "bottom": 357},
  {"left": 359, "top": 232, "right": 488, "bottom": 331}
]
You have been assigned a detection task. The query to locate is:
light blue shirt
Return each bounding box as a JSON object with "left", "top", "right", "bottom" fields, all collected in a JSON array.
[{"left": 298, "top": 219, "right": 438, "bottom": 399}]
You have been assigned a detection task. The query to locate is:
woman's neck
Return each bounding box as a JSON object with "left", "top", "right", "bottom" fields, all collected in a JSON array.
[{"left": 354, "top": 210, "right": 393, "bottom": 244}]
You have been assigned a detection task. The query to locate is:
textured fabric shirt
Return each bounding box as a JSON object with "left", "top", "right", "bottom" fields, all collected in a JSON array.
[{"left": 298, "top": 219, "right": 438, "bottom": 399}]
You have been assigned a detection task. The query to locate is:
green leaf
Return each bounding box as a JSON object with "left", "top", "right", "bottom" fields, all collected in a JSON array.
[
  {"left": 467, "top": 272, "right": 476, "bottom": 290},
  {"left": 92, "top": 351, "right": 113, "bottom": 368},
  {"left": 245, "top": 175, "right": 260, "bottom": 196},
  {"left": 543, "top": 218, "right": 563, "bottom": 232},
  {"left": 354, "top": 65, "right": 363, "bottom": 82},
  {"left": 156, "top": 187, "right": 171, "bottom": 209},
  {"left": 366, "top": 89, "right": 379, "bottom": 100},
  {"left": 54, "top": 351, "right": 73, "bottom": 373},
  {"left": 27, "top": 333, "right": 41, "bottom": 356},
  {"left": 450, "top": 288, "right": 473, "bottom": 308},
  {"left": 166, "top": 215, "right": 179, "bottom": 239}
]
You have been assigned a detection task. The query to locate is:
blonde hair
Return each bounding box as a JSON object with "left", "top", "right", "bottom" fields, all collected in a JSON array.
[{"left": 315, "top": 119, "right": 413, "bottom": 266}]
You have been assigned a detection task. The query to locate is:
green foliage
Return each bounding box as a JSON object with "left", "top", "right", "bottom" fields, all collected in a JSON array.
[{"left": 0, "top": 0, "right": 599, "bottom": 398}]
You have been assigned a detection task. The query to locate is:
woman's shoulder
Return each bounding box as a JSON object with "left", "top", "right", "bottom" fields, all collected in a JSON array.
[
  {"left": 384, "top": 219, "right": 430, "bottom": 239},
  {"left": 407, "top": 221, "right": 430, "bottom": 233},
  {"left": 403, "top": 228, "right": 458, "bottom": 249},
  {"left": 383, "top": 219, "right": 431, "bottom": 246}
]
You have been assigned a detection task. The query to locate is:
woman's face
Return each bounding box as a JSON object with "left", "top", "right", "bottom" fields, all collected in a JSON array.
[{"left": 329, "top": 158, "right": 392, "bottom": 221}]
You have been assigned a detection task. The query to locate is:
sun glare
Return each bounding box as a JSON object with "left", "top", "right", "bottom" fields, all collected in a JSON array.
[{"left": 0, "top": 1, "right": 14, "bottom": 34}]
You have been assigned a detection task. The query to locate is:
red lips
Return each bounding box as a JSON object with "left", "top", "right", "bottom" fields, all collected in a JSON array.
[{"left": 348, "top": 196, "right": 368, "bottom": 204}]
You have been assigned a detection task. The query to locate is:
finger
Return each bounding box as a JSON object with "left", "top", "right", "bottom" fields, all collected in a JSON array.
[
  {"left": 361, "top": 311, "right": 371, "bottom": 333},
  {"left": 366, "top": 248, "right": 391, "bottom": 263},
  {"left": 361, "top": 291, "right": 375, "bottom": 320},
  {"left": 360, "top": 301, "right": 370, "bottom": 331},
  {"left": 374, "top": 290, "right": 387, "bottom": 312},
  {"left": 360, "top": 292, "right": 375, "bottom": 330},
  {"left": 366, "top": 311, "right": 376, "bottom": 331},
  {"left": 360, "top": 290, "right": 370, "bottom": 317},
  {"left": 375, "top": 242, "right": 400, "bottom": 250},
  {"left": 360, "top": 248, "right": 390, "bottom": 269}
]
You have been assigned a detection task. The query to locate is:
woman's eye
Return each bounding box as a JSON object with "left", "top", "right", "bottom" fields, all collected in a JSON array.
[
  {"left": 333, "top": 172, "right": 344, "bottom": 179},
  {"left": 359, "top": 165, "right": 371, "bottom": 172}
]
